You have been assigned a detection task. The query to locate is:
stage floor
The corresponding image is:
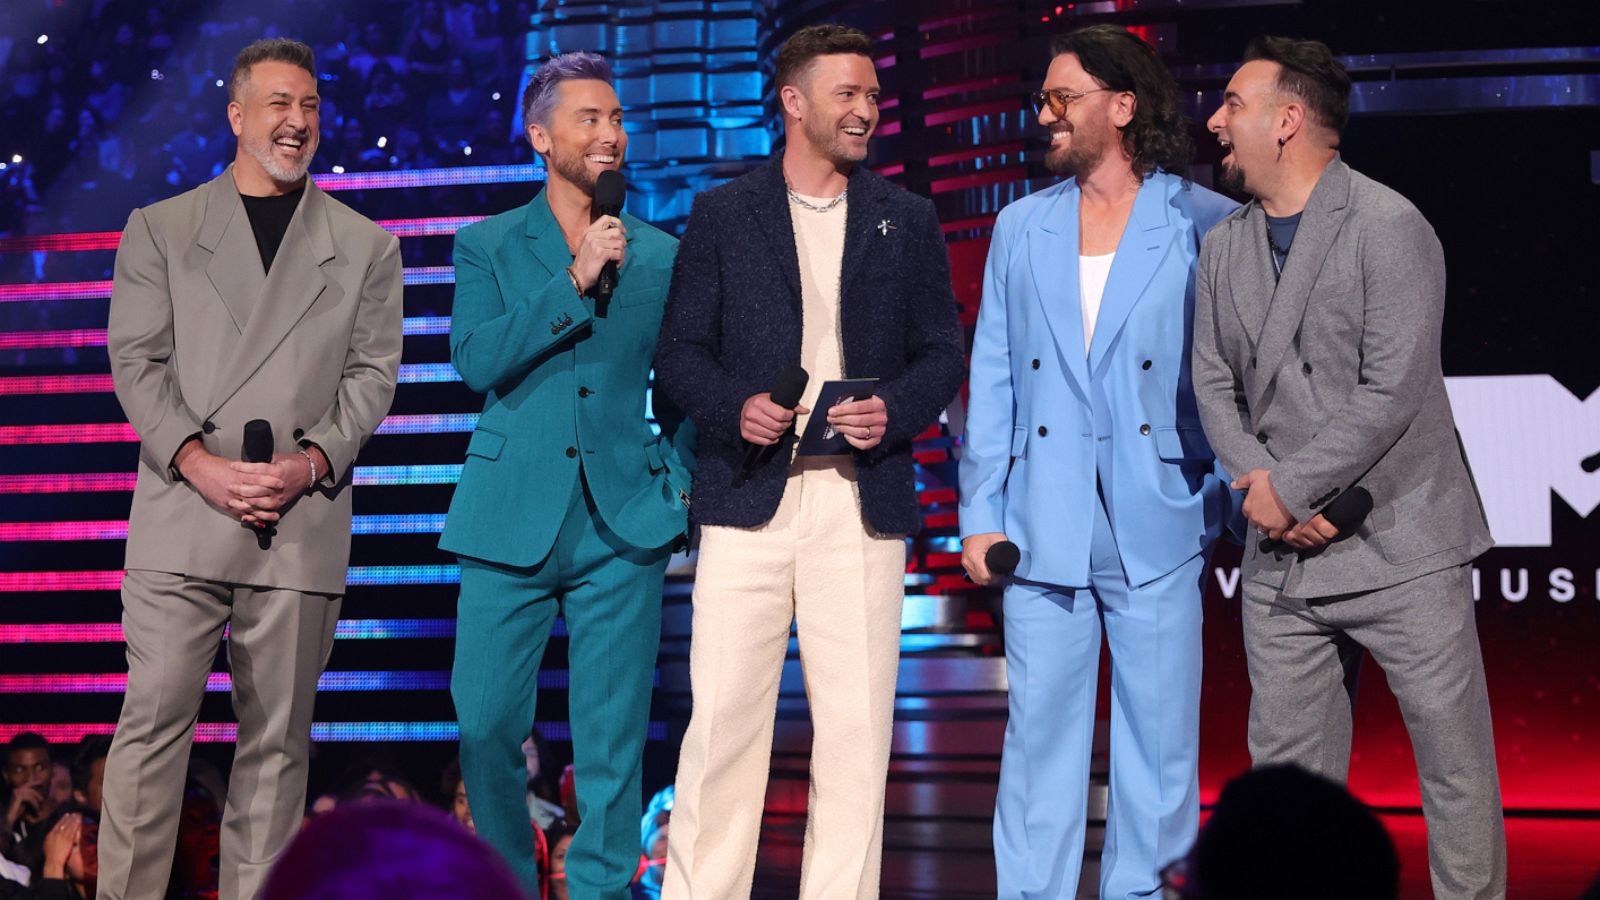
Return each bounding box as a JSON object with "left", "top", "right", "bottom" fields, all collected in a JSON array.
[{"left": 748, "top": 808, "right": 1600, "bottom": 898}]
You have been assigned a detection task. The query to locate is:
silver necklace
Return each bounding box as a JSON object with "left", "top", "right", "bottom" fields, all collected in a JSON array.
[{"left": 787, "top": 185, "right": 847, "bottom": 213}]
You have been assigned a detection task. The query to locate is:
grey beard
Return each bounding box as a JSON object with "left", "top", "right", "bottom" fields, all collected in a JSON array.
[{"left": 245, "top": 134, "right": 313, "bottom": 184}]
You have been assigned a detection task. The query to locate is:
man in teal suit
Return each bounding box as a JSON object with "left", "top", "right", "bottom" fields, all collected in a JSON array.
[{"left": 440, "top": 51, "right": 693, "bottom": 899}]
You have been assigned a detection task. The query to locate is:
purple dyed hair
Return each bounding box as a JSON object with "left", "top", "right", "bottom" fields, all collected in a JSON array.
[
  {"left": 260, "top": 800, "right": 524, "bottom": 900},
  {"left": 521, "top": 51, "right": 614, "bottom": 129}
]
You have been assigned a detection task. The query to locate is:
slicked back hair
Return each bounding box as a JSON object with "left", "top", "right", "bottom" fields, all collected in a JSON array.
[
  {"left": 521, "top": 51, "right": 614, "bottom": 130},
  {"left": 773, "top": 24, "right": 873, "bottom": 97},
  {"left": 229, "top": 38, "right": 317, "bottom": 103},
  {"left": 1244, "top": 35, "right": 1352, "bottom": 135},
  {"left": 1049, "top": 25, "right": 1192, "bottom": 177}
]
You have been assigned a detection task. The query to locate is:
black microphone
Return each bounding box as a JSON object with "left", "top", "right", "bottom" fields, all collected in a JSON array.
[
  {"left": 986, "top": 540, "right": 1020, "bottom": 579},
  {"left": 739, "top": 365, "right": 809, "bottom": 481},
  {"left": 1259, "top": 486, "right": 1373, "bottom": 554},
  {"left": 593, "top": 170, "right": 625, "bottom": 316},
  {"left": 242, "top": 419, "right": 275, "bottom": 550}
]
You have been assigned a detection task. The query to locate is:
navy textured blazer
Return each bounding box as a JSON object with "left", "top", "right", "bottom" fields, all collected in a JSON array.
[{"left": 654, "top": 157, "right": 965, "bottom": 535}]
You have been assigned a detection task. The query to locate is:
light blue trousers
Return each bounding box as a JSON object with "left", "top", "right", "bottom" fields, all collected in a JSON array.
[{"left": 994, "top": 496, "right": 1209, "bottom": 899}]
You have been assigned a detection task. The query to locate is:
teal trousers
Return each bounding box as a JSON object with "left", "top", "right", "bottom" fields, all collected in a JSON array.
[{"left": 452, "top": 475, "right": 669, "bottom": 899}]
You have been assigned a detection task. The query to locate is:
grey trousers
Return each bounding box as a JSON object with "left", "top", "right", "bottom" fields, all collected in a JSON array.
[
  {"left": 1241, "top": 563, "right": 1506, "bottom": 900},
  {"left": 96, "top": 570, "right": 341, "bottom": 900}
]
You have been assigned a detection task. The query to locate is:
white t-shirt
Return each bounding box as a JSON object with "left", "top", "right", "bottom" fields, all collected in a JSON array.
[
  {"left": 788, "top": 192, "right": 848, "bottom": 445},
  {"left": 1079, "top": 252, "right": 1115, "bottom": 357}
]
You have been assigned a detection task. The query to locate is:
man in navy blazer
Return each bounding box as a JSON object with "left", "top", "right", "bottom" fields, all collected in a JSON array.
[
  {"left": 654, "top": 25, "right": 964, "bottom": 898},
  {"left": 959, "top": 27, "right": 1241, "bottom": 899}
]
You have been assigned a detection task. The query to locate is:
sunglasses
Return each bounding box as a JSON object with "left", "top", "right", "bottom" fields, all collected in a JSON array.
[{"left": 1030, "top": 87, "right": 1116, "bottom": 117}]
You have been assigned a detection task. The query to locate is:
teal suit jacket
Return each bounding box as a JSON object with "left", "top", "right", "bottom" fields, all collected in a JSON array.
[{"left": 439, "top": 190, "right": 694, "bottom": 567}]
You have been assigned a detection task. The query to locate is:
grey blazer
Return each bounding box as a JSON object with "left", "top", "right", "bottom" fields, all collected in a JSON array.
[
  {"left": 108, "top": 167, "right": 404, "bottom": 595},
  {"left": 1192, "top": 156, "right": 1491, "bottom": 598}
]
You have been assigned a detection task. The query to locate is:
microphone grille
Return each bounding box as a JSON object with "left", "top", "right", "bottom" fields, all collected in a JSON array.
[
  {"left": 594, "top": 170, "right": 626, "bottom": 212},
  {"left": 771, "top": 365, "right": 809, "bottom": 409}
]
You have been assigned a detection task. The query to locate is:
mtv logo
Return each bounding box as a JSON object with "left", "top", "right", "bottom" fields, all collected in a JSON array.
[{"left": 1446, "top": 375, "right": 1600, "bottom": 547}]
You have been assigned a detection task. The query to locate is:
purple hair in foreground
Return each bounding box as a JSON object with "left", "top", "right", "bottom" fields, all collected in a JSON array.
[{"left": 260, "top": 800, "right": 526, "bottom": 899}]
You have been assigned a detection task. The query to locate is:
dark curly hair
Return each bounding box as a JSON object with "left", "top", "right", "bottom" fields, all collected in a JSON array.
[
  {"left": 1244, "top": 36, "right": 1351, "bottom": 135},
  {"left": 1050, "top": 25, "right": 1192, "bottom": 178}
]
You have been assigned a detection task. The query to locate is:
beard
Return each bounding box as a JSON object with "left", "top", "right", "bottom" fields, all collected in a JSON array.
[
  {"left": 546, "top": 143, "right": 604, "bottom": 194},
  {"left": 1219, "top": 155, "right": 1248, "bottom": 193},
  {"left": 243, "top": 127, "right": 315, "bottom": 184},
  {"left": 1044, "top": 122, "right": 1110, "bottom": 177},
  {"left": 803, "top": 113, "right": 869, "bottom": 166}
]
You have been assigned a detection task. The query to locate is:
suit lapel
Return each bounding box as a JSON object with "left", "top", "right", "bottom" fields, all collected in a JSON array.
[
  {"left": 1087, "top": 174, "right": 1176, "bottom": 377},
  {"left": 204, "top": 179, "right": 334, "bottom": 415},
  {"left": 1226, "top": 202, "right": 1275, "bottom": 351},
  {"left": 198, "top": 170, "right": 265, "bottom": 334},
  {"left": 1248, "top": 158, "right": 1352, "bottom": 409},
  {"left": 745, "top": 161, "right": 802, "bottom": 309},
  {"left": 523, "top": 189, "right": 577, "bottom": 278},
  {"left": 839, "top": 164, "right": 888, "bottom": 294},
  {"left": 1026, "top": 183, "right": 1090, "bottom": 397}
]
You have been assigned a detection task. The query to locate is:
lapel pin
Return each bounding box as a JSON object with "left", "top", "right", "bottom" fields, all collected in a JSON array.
[{"left": 877, "top": 218, "right": 896, "bottom": 236}]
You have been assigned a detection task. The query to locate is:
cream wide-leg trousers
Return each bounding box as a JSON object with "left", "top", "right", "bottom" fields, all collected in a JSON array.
[{"left": 664, "top": 456, "right": 907, "bottom": 900}]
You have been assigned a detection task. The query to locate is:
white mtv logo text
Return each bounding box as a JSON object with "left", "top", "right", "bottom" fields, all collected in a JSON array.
[
  {"left": 1211, "top": 566, "right": 1598, "bottom": 603},
  {"left": 1446, "top": 375, "right": 1600, "bottom": 548}
]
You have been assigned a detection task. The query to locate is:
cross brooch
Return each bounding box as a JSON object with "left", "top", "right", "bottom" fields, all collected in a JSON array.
[{"left": 877, "top": 218, "right": 896, "bottom": 236}]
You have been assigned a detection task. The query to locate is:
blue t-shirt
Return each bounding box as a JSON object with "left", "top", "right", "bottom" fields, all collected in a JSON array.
[{"left": 1265, "top": 210, "right": 1302, "bottom": 280}]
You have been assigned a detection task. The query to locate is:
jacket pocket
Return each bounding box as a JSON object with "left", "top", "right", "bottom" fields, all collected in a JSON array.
[
  {"left": 465, "top": 427, "right": 506, "bottom": 461},
  {"left": 644, "top": 440, "right": 666, "bottom": 473},
  {"left": 1010, "top": 425, "right": 1028, "bottom": 460},
  {"left": 1154, "top": 425, "right": 1211, "bottom": 462}
]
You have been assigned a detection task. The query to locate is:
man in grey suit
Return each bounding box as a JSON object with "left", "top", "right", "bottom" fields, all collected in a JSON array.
[
  {"left": 1194, "top": 37, "right": 1505, "bottom": 899},
  {"left": 100, "top": 38, "right": 403, "bottom": 900}
]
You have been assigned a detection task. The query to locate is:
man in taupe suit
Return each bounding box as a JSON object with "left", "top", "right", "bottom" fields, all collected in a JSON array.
[
  {"left": 100, "top": 38, "right": 403, "bottom": 900},
  {"left": 1194, "top": 37, "right": 1505, "bottom": 899}
]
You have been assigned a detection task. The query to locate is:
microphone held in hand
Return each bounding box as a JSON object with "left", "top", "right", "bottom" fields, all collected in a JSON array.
[
  {"left": 242, "top": 419, "right": 275, "bottom": 550},
  {"left": 986, "top": 540, "right": 1020, "bottom": 579},
  {"left": 593, "top": 170, "right": 626, "bottom": 316},
  {"left": 738, "top": 365, "right": 809, "bottom": 481},
  {"left": 1259, "top": 487, "right": 1373, "bottom": 554}
]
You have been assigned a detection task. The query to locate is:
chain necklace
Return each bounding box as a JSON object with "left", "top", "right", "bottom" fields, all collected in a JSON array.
[{"left": 787, "top": 184, "right": 848, "bottom": 213}]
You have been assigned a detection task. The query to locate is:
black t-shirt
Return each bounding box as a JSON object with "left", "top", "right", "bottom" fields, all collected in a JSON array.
[
  {"left": 1265, "top": 210, "right": 1302, "bottom": 280},
  {"left": 240, "top": 186, "right": 305, "bottom": 274}
]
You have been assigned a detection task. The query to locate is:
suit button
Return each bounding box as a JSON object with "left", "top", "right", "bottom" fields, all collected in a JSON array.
[
  {"left": 293, "top": 428, "right": 304, "bottom": 440},
  {"left": 1303, "top": 362, "right": 1313, "bottom": 374},
  {"left": 1256, "top": 432, "right": 1268, "bottom": 444},
  {"left": 551, "top": 325, "right": 560, "bottom": 334},
  {"left": 201, "top": 420, "right": 215, "bottom": 434},
  {"left": 578, "top": 387, "right": 591, "bottom": 398},
  {"left": 565, "top": 446, "right": 577, "bottom": 458},
  {"left": 1141, "top": 359, "right": 1152, "bottom": 370},
  {"left": 1139, "top": 423, "right": 1151, "bottom": 436},
  {"left": 1037, "top": 426, "right": 1048, "bottom": 437},
  {"left": 1031, "top": 359, "right": 1040, "bottom": 370},
  {"left": 1329, "top": 486, "right": 1340, "bottom": 497}
]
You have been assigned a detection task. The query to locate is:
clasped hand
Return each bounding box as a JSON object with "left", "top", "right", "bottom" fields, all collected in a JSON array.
[
  {"left": 1232, "top": 468, "right": 1338, "bottom": 550},
  {"left": 177, "top": 442, "right": 315, "bottom": 529}
]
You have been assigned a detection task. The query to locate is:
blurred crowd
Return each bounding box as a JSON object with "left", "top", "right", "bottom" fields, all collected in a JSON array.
[
  {"left": 1, "top": 729, "right": 672, "bottom": 900},
  {"left": 0, "top": 0, "right": 536, "bottom": 238}
]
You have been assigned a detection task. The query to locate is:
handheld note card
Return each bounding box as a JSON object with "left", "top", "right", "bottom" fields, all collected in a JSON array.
[{"left": 796, "top": 378, "right": 880, "bottom": 456}]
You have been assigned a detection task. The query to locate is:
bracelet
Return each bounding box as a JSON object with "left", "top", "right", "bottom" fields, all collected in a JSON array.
[
  {"left": 298, "top": 447, "right": 318, "bottom": 494},
  {"left": 564, "top": 266, "right": 585, "bottom": 298}
]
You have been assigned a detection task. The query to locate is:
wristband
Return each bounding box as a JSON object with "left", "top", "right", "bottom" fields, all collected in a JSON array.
[
  {"left": 298, "top": 447, "right": 318, "bottom": 494},
  {"left": 565, "top": 266, "right": 585, "bottom": 298}
]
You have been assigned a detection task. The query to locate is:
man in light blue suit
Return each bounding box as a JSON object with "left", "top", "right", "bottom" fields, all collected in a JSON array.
[{"left": 959, "top": 27, "right": 1241, "bottom": 899}]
